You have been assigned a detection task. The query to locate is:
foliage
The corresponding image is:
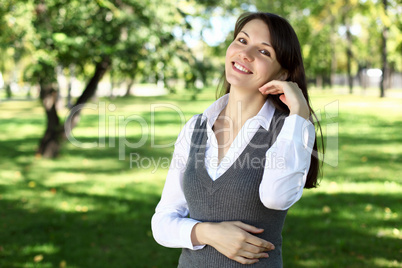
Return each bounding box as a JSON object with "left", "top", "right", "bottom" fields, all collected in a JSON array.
[
  {"left": 25, "top": 0, "right": 183, "bottom": 82},
  {"left": 0, "top": 0, "right": 213, "bottom": 93},
  {"left": 250, "top": 0, "right": 402, "bottom": 80},
  {"left": 1, "top": 0, "right": 401, "bottom": 93},
  {"left": 0, "top": 0, "right": 35, "bottom": 84}
]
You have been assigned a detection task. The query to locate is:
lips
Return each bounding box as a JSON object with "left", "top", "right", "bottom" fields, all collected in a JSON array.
[{"left": 232, "top": 61, "right": 253, "bottom": 74}]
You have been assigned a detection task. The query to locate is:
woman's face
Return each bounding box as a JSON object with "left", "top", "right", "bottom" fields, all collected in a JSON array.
[{"left": 225, "top": 19, "right": 285, "bottom": 91}]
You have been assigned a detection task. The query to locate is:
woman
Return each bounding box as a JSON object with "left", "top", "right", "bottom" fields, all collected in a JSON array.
[{"left": 151, "top": 11, "right": 323, "bottom": 267}]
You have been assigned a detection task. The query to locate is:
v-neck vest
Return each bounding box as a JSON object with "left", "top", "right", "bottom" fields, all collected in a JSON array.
[{"left": 179, "top": 109, "right": 289, "bottom": 268}]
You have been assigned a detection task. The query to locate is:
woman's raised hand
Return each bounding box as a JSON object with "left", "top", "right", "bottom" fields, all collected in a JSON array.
[
  {"left": 191, "top": 221, "right": 275, "bottom": 265},
  {"left": 259, "top": 80, "right": 310, "bottom": 119}
]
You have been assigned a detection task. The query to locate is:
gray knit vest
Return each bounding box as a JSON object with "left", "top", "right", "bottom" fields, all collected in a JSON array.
[{"left": 178, "top": 109, "right": 289, "bottom": 268}]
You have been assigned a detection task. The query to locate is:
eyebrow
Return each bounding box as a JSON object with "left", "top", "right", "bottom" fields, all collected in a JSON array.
[{"left": 240, "top": 30, "right": 272, "bottom": 47}]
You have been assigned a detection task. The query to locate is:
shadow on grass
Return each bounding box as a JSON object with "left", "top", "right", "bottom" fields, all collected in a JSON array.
[
  {"left": 283, "top": 192, "right": 401, "bottom": 267},
  {"left": 62, "top": 137, "right": 176, "bottom": 165},
  {"left": 0, "top": 118, "right": 45, "bottom": 128},
  {"left": 0, "top": 131, "right": 184, "bottom": 267},
  {"left": 1, "top": 189, "right": 400, "bottom": 267},
  {"left": 0, "top": 184, "right": 181, "bottom": 268},
  {"left": 319, "top": 111, "right": 402, "bottom": 185}
]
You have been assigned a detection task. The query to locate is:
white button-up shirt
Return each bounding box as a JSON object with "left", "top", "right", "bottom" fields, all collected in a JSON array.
[{"left": 151, "top": 94, "right": 315, "bottom": 250}]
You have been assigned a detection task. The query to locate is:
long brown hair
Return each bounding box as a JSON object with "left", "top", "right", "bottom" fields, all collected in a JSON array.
[{"left": 217, "top": 12, "right": 324, "bottom": 188}]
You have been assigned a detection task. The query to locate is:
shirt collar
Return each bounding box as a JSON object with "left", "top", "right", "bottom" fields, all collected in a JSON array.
[{"left": 200, "top": 93, "right": 276, "bottom": 131}]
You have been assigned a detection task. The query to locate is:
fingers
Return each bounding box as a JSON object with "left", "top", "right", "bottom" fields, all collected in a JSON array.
[
  {"left": 259, "top": 83, "right": 284, "bottom": 95},
  {"left": 279, "top": 94, "right": 288, "bottom": 106},
  {"left": 231, "top": 245, "right": 269, "bottom": 265},
  {"left": 259, "top": 80, "right": 285, "bottom": 95},
  {"left": 246, "top": 234, "right": 275, "bottom": 251},
  {"left": 242, "top": 242, "right": 271, "bottom": 254},
  {"left": 239, "top": 248, "right": 269, "bottom": 259},
  {"left": 259, "top": 80, "right": 301, "bottom": 96},
  {"left": 261, "top": 88, "right": 283, "bottom": 95},
  {"left": 233, "top": 221, "right": 275, "bottom": 250},
  {"left": 233, "top": 221, "right": 264, "bottom": 234},
  {"left": 258, "top": 80, "right": 309, "bottom": 119},
  {"left": 208, "top": 221, "right": 275, "bottom": 265},
  {"left": 232, "top": 256, "right": 260, "bottom": 265}
]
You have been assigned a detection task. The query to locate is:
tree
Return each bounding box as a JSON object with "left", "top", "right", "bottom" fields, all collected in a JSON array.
[
  {"left": 21, "top": 0, "right": 190, "bottom": 157},
  {"left": 380, "top": 0, "right": 389, "bottom": 98},
  {"left": 0, "top": 0, "right": 34, "bottom": 98}
]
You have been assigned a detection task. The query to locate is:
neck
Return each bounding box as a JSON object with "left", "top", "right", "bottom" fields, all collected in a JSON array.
[{"left": 221, "top": 87, "right": 266, "bottom": 129}]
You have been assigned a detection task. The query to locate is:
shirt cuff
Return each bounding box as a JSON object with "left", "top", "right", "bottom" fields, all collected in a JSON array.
[
  {"left": 277, "top": 114, "right": 315, "bottom": 149},
  {"left": 180, "top": 218, "right": 205, "bottom": 250}
]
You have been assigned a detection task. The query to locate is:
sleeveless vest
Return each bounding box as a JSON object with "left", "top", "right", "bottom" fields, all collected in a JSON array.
[{"left": 179, "top": 109, "right": 288, "bottom": 268}]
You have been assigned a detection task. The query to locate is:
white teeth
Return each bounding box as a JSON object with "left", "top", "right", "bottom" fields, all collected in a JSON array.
[{"left": 234, "top": 62, "right": 250, "bottom": 73}]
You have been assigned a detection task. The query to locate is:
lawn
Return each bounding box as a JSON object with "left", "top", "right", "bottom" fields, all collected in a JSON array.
[{"left": 0, "top": 87, "right": 401, "bottom": 268}]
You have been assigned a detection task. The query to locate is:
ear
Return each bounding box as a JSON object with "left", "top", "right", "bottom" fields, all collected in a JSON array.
[{"left": 278, "top": 70, "right": 289, "bottom": 81}]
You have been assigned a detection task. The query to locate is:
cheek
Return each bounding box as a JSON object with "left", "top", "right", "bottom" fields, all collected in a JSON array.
[
  {"left": 258, "top": 62, "right": 271, "bottom": 76},
  {"left": 225, "top": 44, "right": 236, "bottom": 69},
  {"left": 258, "top": 62, "right": 278, "bottom": 82},
  {"left": 225, "top": 45, "right": 234, "bottom": 61}
]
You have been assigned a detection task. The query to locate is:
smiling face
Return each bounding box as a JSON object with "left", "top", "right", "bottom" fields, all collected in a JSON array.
[{"left": 225, "top": 19, "right": 286, "bottom": 92}]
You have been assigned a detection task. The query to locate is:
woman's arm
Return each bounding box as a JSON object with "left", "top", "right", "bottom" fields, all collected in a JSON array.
[
  {"left": 151, "top": 115, "right": 204, "bottom": 249},
  {"left": 259, "top": 114, "right": 315, "bottom": 209},
  {"left": 258, "top": 80, "right": 315, "bottom": 210}
]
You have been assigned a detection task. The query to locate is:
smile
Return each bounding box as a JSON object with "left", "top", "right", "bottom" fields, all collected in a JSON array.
[{"left": 233, "top": 62, "right": 252, "bottom": 74}]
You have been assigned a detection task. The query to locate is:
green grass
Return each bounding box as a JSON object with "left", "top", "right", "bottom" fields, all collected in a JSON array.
[{"left": 0, "top": 87, "right": 401, "bottom": 268}]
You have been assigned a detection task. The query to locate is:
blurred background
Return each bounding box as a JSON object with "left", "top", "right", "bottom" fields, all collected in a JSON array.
[{"left": 0, "top": 0, "right": 401, "bottom": 267}]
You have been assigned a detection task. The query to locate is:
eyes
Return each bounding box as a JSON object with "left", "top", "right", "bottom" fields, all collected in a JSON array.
[
  {"left": 237, "top": 37, "right": 271, "bottom": 57},
  {"left": 238, "top": 37, "right": 247, "bottom": 44},
  {"left": 260, "top": 49, "right": 271, "bottom": 57}
]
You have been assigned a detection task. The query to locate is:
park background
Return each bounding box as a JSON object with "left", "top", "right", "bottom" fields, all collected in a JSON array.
[{"left": 0, "top": 0, "right": 401, "bottom": 267}]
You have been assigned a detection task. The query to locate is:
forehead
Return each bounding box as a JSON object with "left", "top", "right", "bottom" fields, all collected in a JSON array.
[{"left": 240, "top": 19, "right": 271, "bottom": 42}]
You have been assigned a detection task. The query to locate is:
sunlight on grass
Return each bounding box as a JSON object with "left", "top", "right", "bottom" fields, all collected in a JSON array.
[
  {"left": 21, "top": 243, "right": 59, "bottom": 255},
  {"left": 372, "top": 258, "right": 401, "bottom": 267},
  {"left": 1, "top": 88, "right": 401, "bottom": 267},
  {"left": 314, "top": 180, "right": 402, "bottom": 194}
]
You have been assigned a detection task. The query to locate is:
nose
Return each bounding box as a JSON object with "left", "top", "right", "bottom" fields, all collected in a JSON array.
[{"left": 239, "top": 47, "right": 254, "bottom": 62}]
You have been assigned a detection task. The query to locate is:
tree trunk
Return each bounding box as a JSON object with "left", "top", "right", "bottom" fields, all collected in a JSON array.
[
  {"left": 26, "top": 85, "right": 32, "bottom": 99},
  {"left": 5, "top": 83, "right": 12, "bottom": 99},
  {"left": 380, "top": 0, "right": 388, "bottom": 98},
  {"left": 124, "top": 78, "right": 134, "bottom": 97},
  {"left": 316, "top": 75, "right": 323, "bottom": 89},
  {"left": 357, "top": 63, "right": 366, "bottom": 91},
  {"left": 110, "top": 69, "right": 115, "bottom": 99},
  {"left": 330, "top": 40, "right": 336, "bottom": 88},
  {"left": 36, "top": 84, "right": 62, "bottom": 158},
  {"left": 346, "top": 23, "right": 353, "bottom": 94},
  {"left": 64, "top": 56, "right": 111, "bottom": 140},
  {"left": 67, "top": 80, "right": 72, "bottom": 108},
  {"left": 37, "top": 56, "right": 111, "bottom": 158},
  {"left": 66, "top": 65, "right": 75, "bottom": 108},
  {"left": 362, "top": 69, "right": 368, "bottom": 90},
  {"left": 330, "top": 19, "right": 337, "bottom": 88},
  {"left": 386, "top": 67, "right": 393, "bottom": 89}
]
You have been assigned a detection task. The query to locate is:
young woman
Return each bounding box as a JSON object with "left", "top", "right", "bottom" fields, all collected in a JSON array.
[{"left": 151, "top": 11, "right": 322, "bottom": 267}]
